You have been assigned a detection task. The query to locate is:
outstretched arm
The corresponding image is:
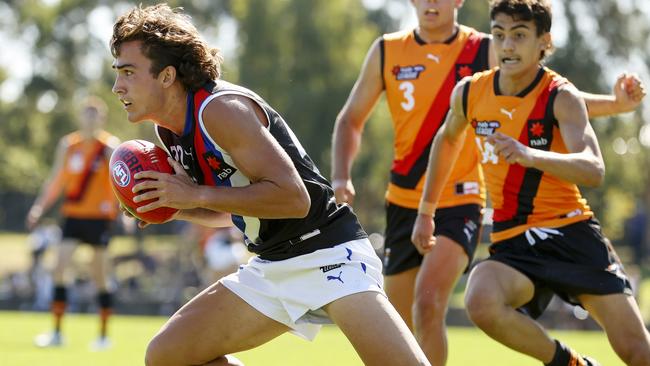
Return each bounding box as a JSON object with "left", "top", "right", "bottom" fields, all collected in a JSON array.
[
  {"left": 581, "top": 73, "right": 646, "bottom": 117},
  {"left": 411, "top": 79, "right": 472, "bottom": 254},
  {"left": 331, "top": 38, "right": 384, "bottom": 205}
]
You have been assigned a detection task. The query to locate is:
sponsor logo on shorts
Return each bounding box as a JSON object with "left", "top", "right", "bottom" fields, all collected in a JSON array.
[
  {"left": 463, "top": 218, "right": 479, "bottom": 242},
  {"left": 383, "top": 248, "right": 391, "bottom": 267},
  {"left": 326, "top": 271, "right": 344, "bottom": 284},
  {"left": 320, "top": 263, "right": 343, "bottom": 273}
]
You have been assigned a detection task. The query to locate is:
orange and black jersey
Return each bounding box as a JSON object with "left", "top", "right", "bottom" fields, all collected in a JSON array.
[
  {"left": 465, "top": 67, "right": 593, "bottom": 243},
  {"left": 381, "top": 25, "right": 490, "bottom": 209},
  {"left": 59, "top": 131, "right": 119, "bottom": 220}
]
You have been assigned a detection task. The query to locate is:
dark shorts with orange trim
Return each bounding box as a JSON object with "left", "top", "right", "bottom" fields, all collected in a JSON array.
[
  {"left": 487, "top": 218, "right": 633, "bottom": 319},
  {"left": 383, "top": 202, "right": 482, "bottom": 275},
  {"left": 62, "top": 217, "right": 113, "bottom": 247}
]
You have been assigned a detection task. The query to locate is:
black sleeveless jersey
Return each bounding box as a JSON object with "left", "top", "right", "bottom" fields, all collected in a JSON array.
[{"left": 156, "top": 80, "right": 367, "bottom": 260}]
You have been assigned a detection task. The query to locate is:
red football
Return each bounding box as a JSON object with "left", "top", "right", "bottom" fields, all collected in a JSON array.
[{"left": 109, "top": 139, "right": 179, "bottom": 224}]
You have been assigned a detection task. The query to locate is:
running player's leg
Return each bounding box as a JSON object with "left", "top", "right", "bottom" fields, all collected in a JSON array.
[
  {"left": 34, "top": 237, "right": 77, "bottom": 347},
  {"left": 83, "top": 219, "right": 114, "bottom": 345},
  {"left": 51, "top": 238, "right": 77, "bottom": 332},
  {"left": 385, "top": 268, "right": 418, "bottom": 329},
  {"left": 579, "top": 293, "right": 650, "bottom": 365},
  {"left": 383, "top": 202, "right": 423, "bottom": 329},
  {"left": 413, "top": 204, "right": 481, "bottom": 365},
  {"left": 413, "top": 235, "right": 468, "bottom": 366},
  {"left": 90, "top": 245, "right": 112, "bottom": 342},
  {"left": 52, "top": 239, "right": 77, "bottom": 287},
  {"left": 145, "top": 281, "right": 289, "bottom": 366},
  {"left": 325, "top": 291, "right": 430, "bottom": 366},
  {"left": 90, "top": 246, "right": 111, "bottom": 292},
  {"left": 464, "top": 260, "right": 558, "bottom": 362}
]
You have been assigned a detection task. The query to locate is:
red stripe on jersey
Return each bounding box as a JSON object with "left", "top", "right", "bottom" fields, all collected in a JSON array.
[
  {"left": 65, "top": 142, "right": 105, "bottom": 202},
  {"left": 493, "top": 127, "right": 530, "bottom": 222},
  {"left": 193, "top": 88, "right": 216, "bottom": 186},
  {"left": 392, "top": 33, "right": 484, "bottom": 175},
  {"left": 493, "top": 77, "right": 566, "bottom": 223}
]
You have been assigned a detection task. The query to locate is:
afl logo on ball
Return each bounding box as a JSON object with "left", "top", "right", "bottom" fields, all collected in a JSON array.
[{"left": 112, "top": 161, "right": 131, "bottom": 187}]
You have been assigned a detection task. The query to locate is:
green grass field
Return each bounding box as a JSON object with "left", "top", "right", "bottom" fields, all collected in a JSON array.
[
  {"left": 0, "top": 232, "right": 633, "bottom": 365},
  {"left": 0, "top": 311, "right": 625, "bottom": 366}
]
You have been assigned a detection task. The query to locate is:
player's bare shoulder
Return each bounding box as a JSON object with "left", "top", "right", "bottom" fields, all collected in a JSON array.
[
  {"left": 553, "top": 83, "right": 588, "bottom": 124},
  {"left": 450, "top": 76, "right": 472, "bottom": 119},
  {"left": 204, "top": 94, "right": 265, "bottom": 127},
  {"left": 200, "top": 93, "right": 269, "bottom": 151}
]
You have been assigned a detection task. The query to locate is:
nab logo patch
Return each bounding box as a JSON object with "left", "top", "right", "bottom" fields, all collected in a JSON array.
[
  {"left": 457, "top": 64, "right": 473, "bottom": 79},
  {"left": 111, "top": 161, "right": 131, "bottom": 187},
  {"left": 203, "top": 151, "right": 236, "bottom": 181},
  {"left": 392, "top": 64, "right": 425, "bottom": 80},
  {"left": 528, "top": 120, "right": 550, "bottom": 148},
  {"left": 471, "top": 119, "right": 501, "bottom": 137}
]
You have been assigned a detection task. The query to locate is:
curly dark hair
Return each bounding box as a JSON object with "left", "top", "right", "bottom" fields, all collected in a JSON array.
[
  {"left": 110, "top": 3, "right": 222, "bottom": 91},
  {"left": 489, "top": 0, "right": 553, "bottom": 59}
]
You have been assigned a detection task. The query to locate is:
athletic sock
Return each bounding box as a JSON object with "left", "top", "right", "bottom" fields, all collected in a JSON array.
[
  {"left": 51, "top": 286, "right": 67, "bottom": 334},
  {"left": 545, "top": 340, "right": 587, "bottom": 366},
  {"left": 97, "top": 291, "right": 113, "bottom": 338}
]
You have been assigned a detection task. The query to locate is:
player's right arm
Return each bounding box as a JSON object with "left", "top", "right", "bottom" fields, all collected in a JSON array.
[
  {"left": 331, "top": 38, "right": 384, "bottom": 205},
  {"left": 26, "top": 137, "right": 68, "bottom": 230},
  {"left": 411, "top": 79, "right": 472, "bottom": 254}
]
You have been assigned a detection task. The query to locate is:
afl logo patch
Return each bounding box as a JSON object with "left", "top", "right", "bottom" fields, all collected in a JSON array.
[{"left": 111, "top": 161, "right": 131, "bottom": 187}]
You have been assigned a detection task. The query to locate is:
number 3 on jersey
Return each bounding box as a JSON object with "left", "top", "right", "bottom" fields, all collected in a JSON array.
[{"left": 399, "top": 81, "right": 415, "bottom": 111}]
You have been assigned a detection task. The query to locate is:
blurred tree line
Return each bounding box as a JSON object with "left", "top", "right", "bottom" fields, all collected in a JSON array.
[{"left": 1, "top": 0, "right": 648, "bottom": 259}]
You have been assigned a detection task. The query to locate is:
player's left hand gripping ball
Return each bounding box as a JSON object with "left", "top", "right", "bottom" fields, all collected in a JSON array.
[{"left": 109, "top": 140, "right": 179, "bottom": 223}]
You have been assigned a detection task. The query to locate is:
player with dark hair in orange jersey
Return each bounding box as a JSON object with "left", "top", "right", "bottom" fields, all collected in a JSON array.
[
  {"left": 332, "top": 0, "right": 645, "bottom": 365},
  {"left": 26, "top": 96, "right": 121, "bottom": 350},
  {"left": 412, "top": 1, "right": 650, "bottom": 365}
]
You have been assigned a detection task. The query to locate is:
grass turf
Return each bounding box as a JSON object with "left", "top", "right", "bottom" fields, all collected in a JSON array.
[{"left": 0, "top": 311, "right": 624, "bottom": 366}]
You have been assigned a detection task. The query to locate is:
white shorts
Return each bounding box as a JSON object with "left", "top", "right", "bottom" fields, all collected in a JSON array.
[{"left": 220, "top": 238, "right": 384, "bottom": 340}]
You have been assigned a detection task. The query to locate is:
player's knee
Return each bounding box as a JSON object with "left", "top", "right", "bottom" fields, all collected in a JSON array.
[
  {"left": 145, "top": 332, "right": 233, "bottom": 366},
  {"left": 413, "top": 290, "right": 448, "bottom": 325},
  {"left": 464, "top": 289, "right": 500, "bottom": 329},
  {"left": 145, "top": 333, "right": 182, "bottom": 366},
  {"left": 144, "top": 336, "right": 165, "bottom": 366}
]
